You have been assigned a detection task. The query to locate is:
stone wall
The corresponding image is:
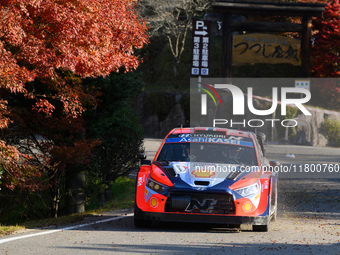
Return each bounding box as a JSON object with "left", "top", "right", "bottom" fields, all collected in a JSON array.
[{"left": 299, "top": 112, "right": 340, "bottom": 147}]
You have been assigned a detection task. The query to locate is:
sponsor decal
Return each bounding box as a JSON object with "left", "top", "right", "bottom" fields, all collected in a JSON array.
[
  {"left": 165, "top": 137, "right": 254, "bottom": 147},
  {"left": 138, "top": 176, "right": 144, "bottom": 186},
  {"left": 262, "top": 180, "right": 269, "bottom": 192},
  {"left": 173, "top": 163, "right": 189, "bottom": 173},
  {"left": 243, "top": 202, "right": 252, "bottom": 212},
  {"left": 191, "top": 168, "right": 216, "bottom": 178},
  {"left": 150, "top": 197, "right": 158, "bottom": 208}
]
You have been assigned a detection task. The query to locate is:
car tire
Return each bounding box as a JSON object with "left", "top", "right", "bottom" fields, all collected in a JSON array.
[
  {"left": 271, "top": 209, "right": 277, "bottom": 222},
  {"left": 252, "top": 224, "right": 269, "bottom": 232},
  {"left": 270, "top": 179, "right": 278, "bottom": 222}
]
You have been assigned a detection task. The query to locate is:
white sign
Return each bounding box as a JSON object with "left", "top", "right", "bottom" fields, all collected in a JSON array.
[
  {"left": 191, "top": 20, "right": 211, "bottom": 76},
  {"left": 295, "top": 80, "right": 310, "bottom": 91}
]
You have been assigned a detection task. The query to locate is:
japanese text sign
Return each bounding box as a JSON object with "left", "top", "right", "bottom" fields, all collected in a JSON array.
[
  {"left": 191, "top": 20, "right": 211, "bottom": 76},
  {"left": 233, "top": 33, "right": 301, "bottom": 66}
]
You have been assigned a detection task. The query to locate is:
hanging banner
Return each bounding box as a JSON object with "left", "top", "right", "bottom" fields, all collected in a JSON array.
[{"left": 233, "top": 33, "right": 301, "bottom": 66}]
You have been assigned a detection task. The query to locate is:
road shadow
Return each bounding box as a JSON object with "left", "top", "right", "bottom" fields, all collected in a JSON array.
[{"left": 53, "top": 240, "right": 340, "bottom": 255}]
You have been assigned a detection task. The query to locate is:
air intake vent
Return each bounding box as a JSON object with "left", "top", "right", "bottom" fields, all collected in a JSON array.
[
  {"left": 228, "top": 171, "right": 242, "bottom": 180},
  {"left": 194, "top": 181, "right": 210, "bottom": 186}
]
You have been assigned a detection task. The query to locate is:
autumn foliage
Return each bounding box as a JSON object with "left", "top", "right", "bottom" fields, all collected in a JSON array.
[
  {"left": 0, "top": 0, "right": 148, "bottom": 193},
  {"left": 312, "top": 0, "right": 340, "bottom": 77},
  {"left": 311, "top": 0, "right": 340, "bottom": 110},
  {"left": 0, "top": 0, "right": 147, "bottom": 118}
]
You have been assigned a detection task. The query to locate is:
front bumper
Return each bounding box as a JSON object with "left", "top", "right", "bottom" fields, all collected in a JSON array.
[{"left": 134, "top": 208, "right": 269, "bottom": 225}]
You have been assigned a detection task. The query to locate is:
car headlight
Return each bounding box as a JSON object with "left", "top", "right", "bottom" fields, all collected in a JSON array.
[
  {"left": 146, "top": 177, "right": 169, "bottom": 193},
  {"left": 234, "top": 180, "right": 261, "bottom": 197}
]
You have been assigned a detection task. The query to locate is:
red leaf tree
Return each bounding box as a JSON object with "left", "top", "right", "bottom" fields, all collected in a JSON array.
[
  {"left": 312, "top": 0, "right": 340, "bottom": 77},
  {"left": 311, "top": 0, "right": 340, "bottom": 110},
  {"left": 0, "top": 0, "right": 148, "bottom": 118},
  {"left": 0, "top": 0, "right": 148, "bottom": 195}
]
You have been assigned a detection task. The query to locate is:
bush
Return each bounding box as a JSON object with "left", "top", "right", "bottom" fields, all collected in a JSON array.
[{"left": 324, "top": 119, "right": 340, "bottom": 147}]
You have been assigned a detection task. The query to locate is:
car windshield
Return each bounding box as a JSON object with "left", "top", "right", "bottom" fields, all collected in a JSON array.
[{"left": 156, "top": 142, "right": 257, "bottom": 166}]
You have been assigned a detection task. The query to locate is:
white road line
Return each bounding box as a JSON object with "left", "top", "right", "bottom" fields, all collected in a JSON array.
[{"left": 0, "top": 213, "right": 134, "bottom": 244}]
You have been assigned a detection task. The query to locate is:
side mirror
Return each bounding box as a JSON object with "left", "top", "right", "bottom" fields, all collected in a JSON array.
[
  {"left": 136, "top": 153, "right": 147, "bottom": 160},
  {"left": 137, "top": 153, "right": 151, "bottom": 165},
  {"left": 256, "top": 133, "right": 266, "bottom": 156},
  {"left": 269, "top": 160, "right": 281, "bottom": 167}
]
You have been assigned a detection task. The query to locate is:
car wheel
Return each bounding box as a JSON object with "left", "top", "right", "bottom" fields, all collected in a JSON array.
[
  {"left": 270, "top": 188, "right": 277, "bottom": 222},
  {"left": 252, "top": 224, "right": 269, "bottom": 232},
  {"left": 270, "top": 180, "right": 278, "bottom": 222},
  {"left": 270, "top": 200, "right": 277, "bottom": 222}
]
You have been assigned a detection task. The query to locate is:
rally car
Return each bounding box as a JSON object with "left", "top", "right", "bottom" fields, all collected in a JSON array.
[{"left": 134, "top": 127, "right": 279, "bottom": 231}]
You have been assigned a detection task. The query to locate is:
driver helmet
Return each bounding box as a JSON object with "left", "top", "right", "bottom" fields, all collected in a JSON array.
[
  {"left": 182, "top": 145, "right": 196, "bottom": 161},
  {"left": 229, "top": 146, "right": 241, "bottom": 160}
]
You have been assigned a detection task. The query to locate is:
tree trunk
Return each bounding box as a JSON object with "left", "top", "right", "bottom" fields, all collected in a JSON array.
[
  {"left": 173, "top": 59, "right": 180, "bottom": 89},
  {"left": 66, "top": 169, "right": 85, "bottom": 214}
]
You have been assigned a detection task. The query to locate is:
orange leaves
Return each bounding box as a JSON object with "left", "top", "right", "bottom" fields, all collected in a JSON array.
[
  {"left": 312, "top": 0, "right": 340, "bottom": 78},
  {"left": 32, "top": 99, "right": 55, "bottom": 115},
  {"left": 0, "top": 100, "right": 11, "bottom": 129},
  {"left": 0, "top": 140, "right": 49, "bottom": 192},
  {"left": 0, "top": 0, "right": 148, "bottom": 118}
]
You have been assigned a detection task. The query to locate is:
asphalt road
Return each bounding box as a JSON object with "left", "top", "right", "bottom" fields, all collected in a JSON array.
[{"left": 1, "top": 139, "right": 339, "bottom": 255}]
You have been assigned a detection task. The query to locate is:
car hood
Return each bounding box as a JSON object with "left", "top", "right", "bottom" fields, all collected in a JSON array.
[{"left": 153, "top": 161, "right": 259, "bottom": 189}]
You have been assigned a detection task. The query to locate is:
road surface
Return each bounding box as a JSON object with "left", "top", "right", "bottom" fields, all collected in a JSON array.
[{"left": 1, "top": 140, "right": 339, "bottom": 255}]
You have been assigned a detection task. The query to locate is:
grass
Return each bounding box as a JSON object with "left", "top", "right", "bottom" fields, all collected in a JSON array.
[
  {"left": 0, "top": 225, "right": 26, "bottom": 237},
  {"left": 108, "top": 176, "right": 136, "bottom": 209},
  {"left": 0, "top": 176, "right": 136, "bottom": 237}
]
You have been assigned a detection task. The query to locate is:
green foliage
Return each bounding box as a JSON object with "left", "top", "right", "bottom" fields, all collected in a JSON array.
[
  {"left": 109, "top": 177, "right": 135, "bottom": 209},
  {"left": 0, "top": 188, "right": 52, "bottom": 224},
  {"left": 324, "top": 119, "right": 340, "bottom": 147},
  {"left": 86, "top": 176, "right": 136, "bottom": 211},
  {"left": 0, "top": 225, "right": 25, "bottom": 237},
  {"left": 83, "top": 71, "right": 144, "bottom": 205},
  {"left": 0, "top": 177, "right": 134, "bottom": 230}
]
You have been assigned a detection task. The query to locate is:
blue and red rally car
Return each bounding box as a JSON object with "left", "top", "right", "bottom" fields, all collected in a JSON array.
[{"left": 134, "top": 127, "right": 279, "bottom": 231}]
